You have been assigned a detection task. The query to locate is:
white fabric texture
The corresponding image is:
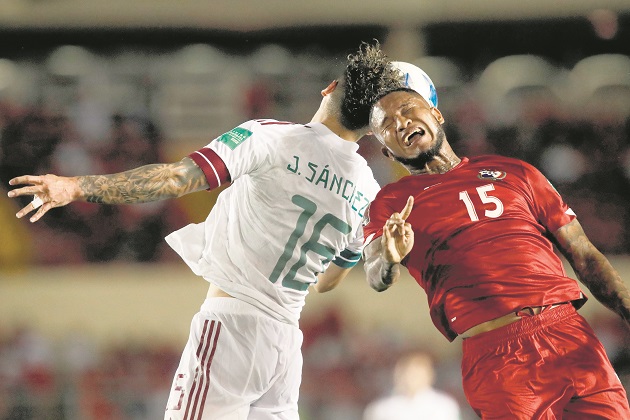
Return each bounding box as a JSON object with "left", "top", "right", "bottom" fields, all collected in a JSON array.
[{"left": 166, "top": 120, "right": 380, "bottom": 325}]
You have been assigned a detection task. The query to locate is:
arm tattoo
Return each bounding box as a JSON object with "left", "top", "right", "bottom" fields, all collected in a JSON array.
[
  {"left": 78, "top": 158, "right": 208, "bottom": 204},
  {"left": 555, "top": 220, "right": 630, "bottom": 324}
]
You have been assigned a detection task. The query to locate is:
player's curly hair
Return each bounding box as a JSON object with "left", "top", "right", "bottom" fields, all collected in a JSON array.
[{"left": 339, "top": 41, "right": 404, "bottom": 131}]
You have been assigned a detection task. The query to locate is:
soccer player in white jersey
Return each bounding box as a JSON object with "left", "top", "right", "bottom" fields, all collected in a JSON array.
[{"left": 7, "top": 43, "right": 404, "bottom": 419}]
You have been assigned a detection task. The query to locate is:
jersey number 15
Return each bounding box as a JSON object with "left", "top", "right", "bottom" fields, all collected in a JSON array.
[{"left": 458, "top": 183, "right": 504, "bottom": 221}]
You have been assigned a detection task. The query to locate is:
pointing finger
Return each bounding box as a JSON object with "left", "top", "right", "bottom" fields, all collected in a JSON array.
[{"left": 399, "top": 196, "right": 414, "bottom": 220}]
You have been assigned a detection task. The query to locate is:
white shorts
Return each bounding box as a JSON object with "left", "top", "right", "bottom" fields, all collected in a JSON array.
[{"left": 165, "top": 297, "right": 303, "bottom": 420}]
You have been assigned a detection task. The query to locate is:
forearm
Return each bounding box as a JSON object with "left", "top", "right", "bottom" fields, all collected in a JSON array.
[
  {"left": 78, "top": 160, "right": 207, "bottom": 205},
  {"left": 313, "top": 265, "right": 350, "bottom": 293},
  {"left": 364, "top": 255, "right": 400, "bottom": 292},
  {"left": 554, "top": 220, "right": 630, "bottom": 325},
  {"left": 8, "top": 157, "right": 210, "bottom": 222},
  {"left": 573, "top": 251, "right": 630, "bottom": 323}
]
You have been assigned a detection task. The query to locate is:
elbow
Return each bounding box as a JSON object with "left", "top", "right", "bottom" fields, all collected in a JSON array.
[
  {"left": 365, "top": 263, "right": 395, "bottom": 292},
  {"left": 312, "top": 279, "right": 338, "bottom": 294},
  {"left": 311, "top": 283, "right": 329, "bottom": 293},
  {"left": 368, "top": 277, "right": 391, "bottom": 292}
]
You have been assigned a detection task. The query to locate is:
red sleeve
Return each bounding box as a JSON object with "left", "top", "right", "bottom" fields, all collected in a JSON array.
[
  {"left": 188, "top": 147, "right": 231, "bottom": 190},
  {"left": 522, "top": 161, "right": 575, "bottom": 233}
]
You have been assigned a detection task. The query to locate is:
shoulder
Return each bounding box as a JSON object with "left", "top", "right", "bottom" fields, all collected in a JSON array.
[
  {"left": 246, "top": 119, "right": 307, "bottom": 134},
  {"left": 246, "top": 119, "right": 316, "bottom": 144},
  {"left": 468, "top": 154, "right": 527, "bottom": 168},
  {"left": 374, "top": 177, "right": 410, "bottom": 200},
  {"left": 367, "top": 178, "right": 412, "bottom": 215},
  {"left": 218, "top": 119, "right": 308, "bottom": 148},
  {"left": 468, "top": 155, "right": 542, "bottom": 178}
]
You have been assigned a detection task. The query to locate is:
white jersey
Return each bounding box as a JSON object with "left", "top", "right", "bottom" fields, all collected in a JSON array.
[{"left": 166, "top": 119, "right": 380, "bottom": 325}]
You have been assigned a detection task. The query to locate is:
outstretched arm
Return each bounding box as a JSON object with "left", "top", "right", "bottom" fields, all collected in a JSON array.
[
  {"left": 553, "top": 219, "right": 630, "bottom": 328},
  {"left": 8, "top": 157, "right": 209, "bottom": 222},
  {"left": 363, "top": 196, "right": 414, "bottom": 292},
  {"left": 312, "top": 264, "right": 352, "bottom": 293}
]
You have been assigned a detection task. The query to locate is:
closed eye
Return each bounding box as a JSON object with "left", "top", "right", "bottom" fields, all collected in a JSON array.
[
  {"left": 379, "top": 119, "right": 393, "bottom": 133},
  {"left": 400, "top": 104, "right": 416, "bottom": 114}
]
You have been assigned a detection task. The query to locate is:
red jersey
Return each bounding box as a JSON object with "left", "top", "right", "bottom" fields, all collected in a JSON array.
[{"left": 363, "top": 155, "right": 587, "bottom": 341}]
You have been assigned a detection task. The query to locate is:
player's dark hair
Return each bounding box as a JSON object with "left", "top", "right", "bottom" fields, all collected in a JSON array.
[
  {"left": 374, "top": 86, "right": 418, "bottom": 103},
  {"left": 339, "top": 42, "right": 404, "bottom": 131}
]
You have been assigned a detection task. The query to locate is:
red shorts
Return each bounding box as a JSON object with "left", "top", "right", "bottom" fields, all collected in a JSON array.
[{"left": 461, "top": 303, "right": 629, "bottom": 419}]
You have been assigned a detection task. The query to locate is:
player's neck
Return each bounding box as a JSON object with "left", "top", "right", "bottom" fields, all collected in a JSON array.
[
  {"left": 310, "top": 114, "right": 363, "bottom": 143},
  {"left": 407, "top": 146, "right": 461, "bottom": 176}
]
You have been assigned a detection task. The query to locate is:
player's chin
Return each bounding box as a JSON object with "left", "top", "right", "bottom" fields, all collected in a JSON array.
[{"left": 397, "top": 148, "right": 422, "bottom": 161}]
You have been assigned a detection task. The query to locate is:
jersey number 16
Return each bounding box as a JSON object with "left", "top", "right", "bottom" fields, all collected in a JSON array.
[{"left": 269, "top": 194, "right": 351, "bottom": 291}]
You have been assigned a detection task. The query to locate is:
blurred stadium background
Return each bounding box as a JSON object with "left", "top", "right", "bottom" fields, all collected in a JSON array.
[{"left": 1, "top": 1, "right": 630, "bottom": 419}]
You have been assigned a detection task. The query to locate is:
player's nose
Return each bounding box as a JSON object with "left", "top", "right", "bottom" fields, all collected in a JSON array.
[{"left": 395, "top": 113, "right": 412, "bottom": 132}]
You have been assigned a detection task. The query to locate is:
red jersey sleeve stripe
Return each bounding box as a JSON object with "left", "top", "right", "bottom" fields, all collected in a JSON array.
[{"left": 189, "top": 148, "right": 231, "bottom": 190}]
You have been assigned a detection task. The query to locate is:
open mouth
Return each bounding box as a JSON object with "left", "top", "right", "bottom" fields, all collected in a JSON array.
[{"left": 404, "top": 129, "right": 425, "bottom": 146}]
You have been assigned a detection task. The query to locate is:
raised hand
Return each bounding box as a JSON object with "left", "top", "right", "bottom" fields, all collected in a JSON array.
[
  {"left": 7, "top": 174, "right": 79, "bottom": 222},
  {"left": 381, "top": 195, "right": 414, "bottom": 264}
]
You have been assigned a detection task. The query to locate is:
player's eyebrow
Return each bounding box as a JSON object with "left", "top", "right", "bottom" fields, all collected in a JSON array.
[
  {"left": 374, "top": 96, "right": 419, "bottom": 130},
  {"left": 381, "top": 100, "right": 416, "bottom": 127},
  {"left": 398, "top": 99, "right": 416, "bottom": 110},
  {"left": 377, "top": 114, "right": 391, "bottom": 130}
]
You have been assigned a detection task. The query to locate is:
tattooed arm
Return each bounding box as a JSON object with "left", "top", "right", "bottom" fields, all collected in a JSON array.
[
  {"left": 553, "top": 219, "right": 630, "bottom": 328},
  {"left": 7, "top": 157, "right": 209, "bottom": 222}
]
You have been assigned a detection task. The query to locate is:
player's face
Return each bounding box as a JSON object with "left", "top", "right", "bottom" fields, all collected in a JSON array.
[{"left": 370, "top": 91, "right": 446, "bottom": 166}]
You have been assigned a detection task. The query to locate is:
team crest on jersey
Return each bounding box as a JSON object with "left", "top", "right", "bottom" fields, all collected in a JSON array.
[{"left": 478, "top": 169, "right": 507, "bottom": 181}]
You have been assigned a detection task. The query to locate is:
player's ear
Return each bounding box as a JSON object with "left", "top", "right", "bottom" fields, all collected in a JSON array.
[
  {"left": 431, "top": 107, "right": 445, "bottom": 124},
  {"left": 381, "top": 147, "right": 395, "bottom": 161},
  {"left": 321, "top": 80, "right": 338, "bottom": 96}
]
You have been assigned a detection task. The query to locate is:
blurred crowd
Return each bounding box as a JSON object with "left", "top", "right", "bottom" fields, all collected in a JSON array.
[
  {"left": 1, "top": 306, "right": 629, "bottom": 420},
  {"left": 0, "top": 102, "right": 189, "bottom": 268}
]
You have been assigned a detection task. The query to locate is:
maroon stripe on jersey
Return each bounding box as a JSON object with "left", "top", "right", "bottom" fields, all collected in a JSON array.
[
  {"left": 257, "top": 119, "right": 295, "bottom": 126},
  {"left": 196, "top": 322, "right": 222, "bottom": 420},
  {"left": 184, "top": 320, "right": 213, "bottom": 419},
  {"left": 183, "top": 366, "right": 200, "bottom": 420},
  {"left": 186, "top": 320, "right": 222, "bottom": 420},
  {"left": 189, "top": 148, "right": 231, "bottom": 190}
]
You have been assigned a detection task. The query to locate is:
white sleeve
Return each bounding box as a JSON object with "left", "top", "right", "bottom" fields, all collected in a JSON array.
[
  {"left": 206, "top": 120, "right": 274, "bottom": 180},
  {"left": 332, "top": 224, "right": 365, "bottom": 269}
]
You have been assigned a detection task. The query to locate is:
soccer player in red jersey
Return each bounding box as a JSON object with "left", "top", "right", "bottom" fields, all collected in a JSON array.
[{"left": 363, "top": 63, "right": 630, "bottom": 419}]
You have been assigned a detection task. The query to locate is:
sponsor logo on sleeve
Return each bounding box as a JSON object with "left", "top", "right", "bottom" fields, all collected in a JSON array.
[{"left": 218, "top": 127, "right": 253, "bottom": 150}]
